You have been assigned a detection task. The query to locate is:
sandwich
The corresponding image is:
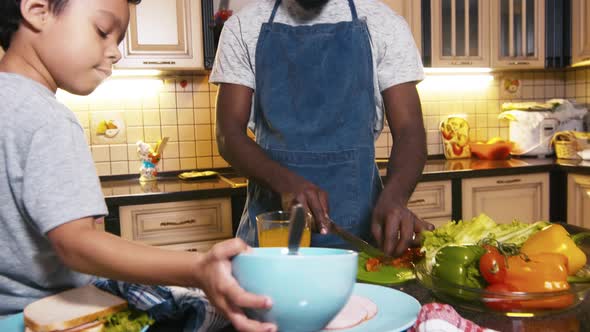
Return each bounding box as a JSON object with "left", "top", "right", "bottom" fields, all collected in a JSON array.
[{"left": 24, "top": 285, "right": 153, "bottom": 332}]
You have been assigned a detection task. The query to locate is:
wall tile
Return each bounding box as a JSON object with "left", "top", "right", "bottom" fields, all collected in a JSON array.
[
  {"left": 110, "top": 145, "right": 128, "bottom": 161},
  {"left": 144, "top": 126, "right": 162, "bottom": 142},
  {"left": 177, "top": 92, "right": 193, "bottom": 108},
  {"left": 91, "top": 145, "right": 110, "bottom": 162},
  {"left": 159, "top": 92, "right": 177, "bottom": 108},
  {"left": 177, "top": 109, "right": 194, "bottom": 125},
  {"left": 161, "top": 126, "right": 179, "bottom": 142},
  {"left": 178, "top": 125, "right": 196, "bottom": 141},
  {"left": 95, "top": 162, "right": 111, "bottom": 176},
  {"left": 194, "top": 92, "right": 210, "bottom": 108},
  {"left": 110, "top": 161, "right": 129, "bottom": 175},
  {"left": 160, "top": 109, "right": 178, "bottom": 125},
  {"left": 179, "top": 141, "right": 196, "bottom": 157},
  {"left": 196, "top": 124, "right": 212, "bottom": 140},
  {"left": 180, "top": 158, "right": 197, "bottom": 170},
  {"left": 143, "top": 109, "right": 161, "bottom": 126}
]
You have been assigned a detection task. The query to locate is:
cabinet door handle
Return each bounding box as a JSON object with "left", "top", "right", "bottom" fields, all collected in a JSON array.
[
  {"left": 186, "top": 248, "right": 198, "bottom": 252},
  {"left": 451, "top": 61, "right": 473, "bottom": 65},
  {"left": 143, "top": 60, "right": 176, "bottom": 65},
  {"left": 160, "top": 219, "right": 196, "bottom": 227},
  {"left": 496, "top": 179, "right": 521, "bottom": 184},
  {"left": 408, "top": 199, "right": 426, "bottom": 205},
  {"left": 508, "top": 61, "right": 530, "bottom": 65}
]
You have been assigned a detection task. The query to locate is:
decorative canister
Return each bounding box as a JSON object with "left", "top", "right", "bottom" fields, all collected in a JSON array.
[{"left": 440, "top": 116, "right": 471, "bottom": 159}]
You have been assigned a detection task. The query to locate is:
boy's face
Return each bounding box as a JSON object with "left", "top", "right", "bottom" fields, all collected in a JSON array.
[{"left": 36, "top": 0, "right": 131, "bottom": 95}]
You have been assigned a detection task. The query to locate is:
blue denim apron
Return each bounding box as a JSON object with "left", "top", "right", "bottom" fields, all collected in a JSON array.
[{"left": 236, "top": 0, "right": 382, "bottom": 248}]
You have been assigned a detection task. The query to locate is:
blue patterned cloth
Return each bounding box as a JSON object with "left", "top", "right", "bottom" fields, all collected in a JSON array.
[{"left": 93, "top": 279, "right": 230, "bottom": 332}]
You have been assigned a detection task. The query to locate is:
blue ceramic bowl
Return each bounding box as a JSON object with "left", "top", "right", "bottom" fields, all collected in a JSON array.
[{"left": 232, "top": 247, "right": 358, "bottom": 332}]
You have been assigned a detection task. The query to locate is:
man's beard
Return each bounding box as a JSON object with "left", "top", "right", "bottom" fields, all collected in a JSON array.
[{"left": 295, "top": 0, "right": 330, "bottom": 10}]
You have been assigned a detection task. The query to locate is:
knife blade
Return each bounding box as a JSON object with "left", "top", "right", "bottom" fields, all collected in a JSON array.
[{"left": 326, "top": 218, "right": 396, "bottom": 263}]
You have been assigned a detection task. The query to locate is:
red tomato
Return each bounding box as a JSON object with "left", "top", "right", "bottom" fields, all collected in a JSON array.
[
  {"left": 484, "top": 283, "right": 520, "bottom": 311},
  {"left": 479, "top": 245, "right": 507, "bottom": 284}
]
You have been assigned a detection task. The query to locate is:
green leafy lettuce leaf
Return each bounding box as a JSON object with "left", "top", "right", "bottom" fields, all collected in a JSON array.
[{"left": 102, "top": 309, "right": 154, "bottom": 332}]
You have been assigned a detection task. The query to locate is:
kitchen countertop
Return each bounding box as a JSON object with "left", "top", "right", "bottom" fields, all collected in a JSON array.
[{"left": 100, "top": 157, "right": 590, "bottom": 204}]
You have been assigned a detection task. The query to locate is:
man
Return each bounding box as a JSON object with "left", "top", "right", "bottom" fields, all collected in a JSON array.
[{"left": 211, "top": 0, "right": 433, "bottom": 256}]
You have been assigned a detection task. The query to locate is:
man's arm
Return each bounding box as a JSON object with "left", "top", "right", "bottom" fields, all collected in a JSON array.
[
  {"left": 383, "top": 82, "right": 427, "bottom": 202},
  {"left": 371, "top": 81, "right": 432, "bottom": 256}
]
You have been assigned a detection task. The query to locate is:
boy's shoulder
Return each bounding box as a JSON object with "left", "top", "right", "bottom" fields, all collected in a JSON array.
[{"left": 0, "top": 73, "right": 77, "bottom": 129}]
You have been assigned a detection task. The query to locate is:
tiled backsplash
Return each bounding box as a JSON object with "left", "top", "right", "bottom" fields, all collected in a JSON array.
[{"left": 57, "top": 67, "right": 590, "bottom": 176}]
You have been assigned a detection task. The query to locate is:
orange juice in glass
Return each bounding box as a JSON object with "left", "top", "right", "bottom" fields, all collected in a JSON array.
[{"left": 256, "top": 211, "right": 312, "bottom": 247}]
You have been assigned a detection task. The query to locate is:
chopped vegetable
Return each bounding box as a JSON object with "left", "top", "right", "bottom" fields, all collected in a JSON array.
[
  {"left": 365, "top": 257, "right": 382, "bottom": 272},
  {"left": 520, "top": 224, "right": 590, "bottom": 275}
]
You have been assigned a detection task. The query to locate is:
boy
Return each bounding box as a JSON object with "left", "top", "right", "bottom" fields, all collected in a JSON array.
[{"left": 0, "top": 1, "right": 275, "bottom": 331}]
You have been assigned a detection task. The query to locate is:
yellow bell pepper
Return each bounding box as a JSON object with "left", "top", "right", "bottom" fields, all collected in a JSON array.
[{"left": 520, "top": 224, "right": 588, "bottom": 275}]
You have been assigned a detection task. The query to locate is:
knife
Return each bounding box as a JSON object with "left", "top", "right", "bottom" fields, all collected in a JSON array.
[
  {"left": 287, "top": 204, "right": 306, "bottom": 255},
  {"left": 326, "top": 218, "right": 396, "bottom": 263}
]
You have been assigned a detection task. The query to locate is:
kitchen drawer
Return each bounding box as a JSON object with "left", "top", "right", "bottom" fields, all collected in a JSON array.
[
  {"left": 408, "top": 180, "right": 452, "bottom": 219},
  {"left": 119, "top": 198, "right": 232, "bottom": 246},
  {"left": 158, "top": 239, "right": 226, "bottom": 253}
]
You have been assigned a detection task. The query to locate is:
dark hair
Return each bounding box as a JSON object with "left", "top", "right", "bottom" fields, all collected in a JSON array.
[{"left": 0, "top": 0, "right": 141, "bottom": 50}]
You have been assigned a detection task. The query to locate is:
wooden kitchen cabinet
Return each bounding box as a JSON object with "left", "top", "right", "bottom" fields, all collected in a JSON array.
[
  {"left": 118, "top": 198, "right": 232, "bottom": 252},
  {"left": 490, "top": 0, "right": 545, "bottom": 69},
  {"left": 462, "top": 173, "right": 549, "bottom": 223},
  {"left": 567, "top": 174, "right": 590, "bottom": 227},
  {"left": 115, "top": 0, "right": 204, "bottom": 70},
  {"left": 408, "top": 180, "right": 452, "bottom": 228},
  {"left": 381, "top": 0, "right": 422, "bottom": 52},
  {"left": 572, "top": 0, "right": 590, "bottom": 66},
  {"left": 430, "top": 0, "right": 490, "bottom": 67}
]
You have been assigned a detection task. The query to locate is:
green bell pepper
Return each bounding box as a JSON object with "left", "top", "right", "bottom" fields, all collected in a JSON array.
[{"left": 432, "top": 245, "right": 485, "bottom": 300}]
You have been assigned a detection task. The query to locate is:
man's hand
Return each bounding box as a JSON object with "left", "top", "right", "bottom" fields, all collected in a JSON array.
[
  {"left": 371, "top": 190, "right": 434, "bottom": 257},
  {"left": 196, "top": 239, "right": 277, "bottom": 332},
  {"left": 281, "top": 175, "right": 330, "bottom": 235}
]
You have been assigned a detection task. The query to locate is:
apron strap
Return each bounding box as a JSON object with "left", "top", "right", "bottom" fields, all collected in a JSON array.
[
  {"left": 269, "top": 0, "right": 282, "bottom": 24},
  {"left": 348, "top": 0, "right": 358, "bottom": 21},
  {"left": 269, "top": 0, "right": 359, "bottom": 24}
]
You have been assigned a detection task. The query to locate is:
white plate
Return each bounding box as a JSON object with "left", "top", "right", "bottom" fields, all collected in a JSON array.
[{"left": 322, "top": 282, "right": 421, "bottom": 332}]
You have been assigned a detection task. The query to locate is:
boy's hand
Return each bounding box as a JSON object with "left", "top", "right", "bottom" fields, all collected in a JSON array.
[
  {"left": 196, "top": 239, "right": 276, "bottom": 332},
  {"left": 371, "top": 190, "right": 434, "bottom": 257}
]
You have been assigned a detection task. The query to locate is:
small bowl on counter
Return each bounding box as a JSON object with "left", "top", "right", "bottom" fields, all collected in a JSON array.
[{"left": 469, "top": 141, "right": 514, "bottom": 160}]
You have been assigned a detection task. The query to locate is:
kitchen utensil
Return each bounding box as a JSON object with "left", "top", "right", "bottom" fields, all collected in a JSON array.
[
  {"left": 326, "top": 218, "right": 395, "bottom": 263},
  {"left": 154, "top": 137, "right": 169, "bottom": 156},
  {"left": 288, "top": 204, "right": 306, "bottom": 255}
]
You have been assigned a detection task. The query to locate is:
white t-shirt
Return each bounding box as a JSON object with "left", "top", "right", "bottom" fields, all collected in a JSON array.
[{"left": 209, "top": 0, "right": 425, "bottom": 136}]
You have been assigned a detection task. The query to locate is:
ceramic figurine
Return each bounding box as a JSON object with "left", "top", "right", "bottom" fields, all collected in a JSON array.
[{"left": 136, "top": 138, "right": 168, "bottom": 182}]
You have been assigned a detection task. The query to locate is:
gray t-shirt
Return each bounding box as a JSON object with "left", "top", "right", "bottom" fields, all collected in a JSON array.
[
  {"left": 0, "top": 73, "right": 107, "bottom": 316},
  {"left": 209, "top": 0, "right": 424, "bottom": 136}
]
